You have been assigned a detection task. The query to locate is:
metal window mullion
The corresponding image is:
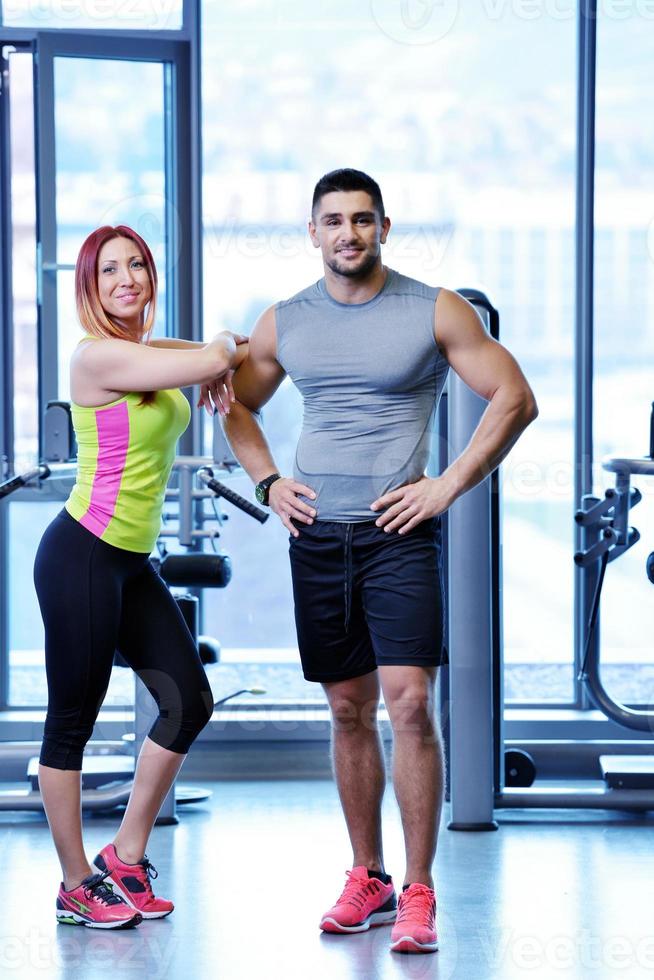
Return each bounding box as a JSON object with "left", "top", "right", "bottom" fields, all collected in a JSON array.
[
  {"left": 168, "top": 20, "right": 201, "bottom": 458},
  {"left": 33, "top": 37, "right": 58, "bottom": 459},
  {"left": 168, "top": 43, "right": 194, "bottom": 460},
  {"left": 33, "top": 33, "right": 188, "bottom": 66},
  {"left": 163, "top": 60, "right": 176, "bottom": 343},
  {"left": 573, "top": 0, "right": 597, "bottom": 710},
  {"left": 0, "top": 28, "right": 190, "bottom": 44},
  {"left": 182, "top": 0, "right": 196, "bottom": 37},
  {"left": 0, "top": 46, "right": 15, "bottom": 480},
  {"left": 0, "top": 45, "right": 17, "bottom": 709},
  {"left": 189, "top": 0, "right": 203, "bottom": 463},
  {"left": 0, "top": 504, "right": 8, "bottom": 708},
  {"left": 181, "top": 1, "right": 205, "bottom": 629},
  {"left": 187, "top": 0, "right": 203, "bottom": 350},
  {"left": 177, "top": 3, "right": 202, "bottom": 457}
]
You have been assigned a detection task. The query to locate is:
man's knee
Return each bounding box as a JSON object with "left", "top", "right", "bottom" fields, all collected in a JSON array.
[
  {"left": 329, "top": 697, "right": 379, "bottom": 733},
  {"left": 323, "top": 674, "right": 380, "bottom": 733},
  {"left": 386, "top": 684, "right": 438, "bottom": 738}
]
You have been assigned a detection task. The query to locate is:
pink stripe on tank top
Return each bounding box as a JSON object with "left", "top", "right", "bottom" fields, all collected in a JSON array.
[{"left": 79, "top": 401, "right": 130, "bottom": 539}]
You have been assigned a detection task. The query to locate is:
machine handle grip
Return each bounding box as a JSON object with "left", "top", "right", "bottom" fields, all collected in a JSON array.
[
  {"left": 198, "top": 469, "right": 269, "bottom": 524},
  {"left": 0, "top": 464, "right": 50, "bottom": 498}
]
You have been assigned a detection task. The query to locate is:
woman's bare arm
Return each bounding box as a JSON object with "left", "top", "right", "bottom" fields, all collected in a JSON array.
[
  {"left": 73, "top": 331, "right": 239, "bottom": 395},
  {"left": 147, "top": 338, "right": 206, "bottom": 350}
]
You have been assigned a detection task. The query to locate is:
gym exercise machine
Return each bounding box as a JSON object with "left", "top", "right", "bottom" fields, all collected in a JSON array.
[
  {"left": 0, "top": 408, "right": 268, "bottom": 818},
  {"left": 443, "top": 289, "right": 502, "bottom": 830},
  {"left": 445, "top": 292, "right": 654, "bottom": 829}
]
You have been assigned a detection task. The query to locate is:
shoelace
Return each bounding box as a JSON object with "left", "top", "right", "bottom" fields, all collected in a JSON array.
[
  {"left": 397, "top": 885, "right": 435, "bottom": 925},
  {"left": 137, "top": 855, "right": 159, "bottom": 899},
  {"left": 336, "top": 871, "right": 383, "bottom": 911},
  {"left": 83, "top": 870, "right": 125, "bottom": 907}
]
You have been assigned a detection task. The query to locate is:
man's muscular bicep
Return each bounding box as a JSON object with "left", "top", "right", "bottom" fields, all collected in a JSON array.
[
  {"left": 231, "top": 306, "right": 286, "bottom": 413},
  {"left": 434, "top": 287, "right": 533, "bottom": 404}
]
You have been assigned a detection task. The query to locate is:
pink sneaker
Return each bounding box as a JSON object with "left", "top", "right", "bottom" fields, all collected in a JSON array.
[
  {"left": 56, "top": 871, "right": 142, "bottom": 929},
  {"left": 390, "top": 883, "right": 439, "bottom": 953},
  {"left": 320, "top": 866, "right": 397, "bottom": 933},
  {"left": 92, "top": 843, "right": 174, "bottom": 919}
]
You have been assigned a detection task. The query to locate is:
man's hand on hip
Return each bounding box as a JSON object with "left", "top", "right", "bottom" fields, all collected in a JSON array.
[
  {"left": 269, "top": 478, "right": 317, "bottom": 538},
  {"left": 370, "top": 476, "right": 452, "bottom": 534}
]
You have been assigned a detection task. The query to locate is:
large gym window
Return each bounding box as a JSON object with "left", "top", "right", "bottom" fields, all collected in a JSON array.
[{"left": 1, "top": 3, "right": 648, "bottom": 726}]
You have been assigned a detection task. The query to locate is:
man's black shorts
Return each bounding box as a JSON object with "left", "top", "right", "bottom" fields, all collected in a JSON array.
[{"left": 288, "top": 516, "right": 446, "bottom": 683}]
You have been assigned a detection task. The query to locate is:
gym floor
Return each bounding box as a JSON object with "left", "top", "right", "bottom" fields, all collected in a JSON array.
[{"left": 2, "top": 779, "right": 652, "bottom": 980}]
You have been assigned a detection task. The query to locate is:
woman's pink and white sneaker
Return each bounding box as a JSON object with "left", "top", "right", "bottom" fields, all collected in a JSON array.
[
  {"left": 320, "top": 866, "right": 397, "bottom": 933},
  {"left": 92, "top": 843, "right": 174, "bottom": 919},
  {"left": 56, "top": 870, "right": 142, "bottom": 929},
  {"left": 390, "top": 883, "right": 439, "bottom": 953}
]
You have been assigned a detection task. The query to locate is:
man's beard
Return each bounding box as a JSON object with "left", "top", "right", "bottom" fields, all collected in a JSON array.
[{"left": 325, "top": 248, "right": 379, "bottom": 280}]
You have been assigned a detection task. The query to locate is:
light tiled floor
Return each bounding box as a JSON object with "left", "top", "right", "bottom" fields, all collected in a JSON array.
[{"left": 2, "top": 779, "right": 653, "bottom": 980}]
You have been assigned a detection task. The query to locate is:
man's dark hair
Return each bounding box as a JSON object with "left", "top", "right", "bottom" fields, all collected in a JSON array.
[{"left": 312, "top": 168, "right": 385, "bottom": 220}]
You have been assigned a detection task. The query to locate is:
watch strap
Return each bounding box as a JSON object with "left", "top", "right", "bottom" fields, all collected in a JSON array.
[{"left": 256, "top": 472, "right": 281, "bottom": 505}]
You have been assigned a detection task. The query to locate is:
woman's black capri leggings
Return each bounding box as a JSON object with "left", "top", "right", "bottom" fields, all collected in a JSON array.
[{"left": 34, "top": 509, "right": 213, "bottom": 770}]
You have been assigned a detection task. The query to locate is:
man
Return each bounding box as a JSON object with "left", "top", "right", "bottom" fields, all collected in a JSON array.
[{"left": 220, "top": 168, "right": 537, "bottom": 955}]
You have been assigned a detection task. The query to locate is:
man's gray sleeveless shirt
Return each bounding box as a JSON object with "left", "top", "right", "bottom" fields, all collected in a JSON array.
[{"left": 275, "top": 268, "right": 449, "bottom": 521}]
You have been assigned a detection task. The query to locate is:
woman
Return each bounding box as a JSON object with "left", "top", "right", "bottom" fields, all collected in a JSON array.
[{"left": 34, "top": 225, "right": 247, "bottom": 929}]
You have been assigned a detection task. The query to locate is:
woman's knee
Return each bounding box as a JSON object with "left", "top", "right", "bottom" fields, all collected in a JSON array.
[
  {"left": 151, "top": 687, "right": 213, "bottom": 752},
  {"left": 183, "top": 688, "right": 214, "bottom": 739},
  {"left": 39, "top": 717, "right": 96, "bottom": 770}
]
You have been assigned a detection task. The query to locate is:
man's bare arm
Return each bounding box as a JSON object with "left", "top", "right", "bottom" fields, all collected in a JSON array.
[
  {"left": 371, "top": 288, "right": 538, "bottom": 533},
  {"left": 434, "top": 288, "right": 538, "bottom": 500},
  {"left": 222, "top": 306, "right": 317, "bottom": 536},
  {"left": 221, "top": 307, "right": 286, "bottom": 483}
]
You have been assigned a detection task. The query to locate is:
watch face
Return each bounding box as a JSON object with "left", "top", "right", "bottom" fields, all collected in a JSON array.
[{"left": 255, "top": 484, "right": 266, "bottom": 504}]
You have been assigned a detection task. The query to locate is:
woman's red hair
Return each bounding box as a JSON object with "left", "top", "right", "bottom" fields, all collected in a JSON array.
[{"left": 75, "top": 225, "right": 158, "bottom": 341}]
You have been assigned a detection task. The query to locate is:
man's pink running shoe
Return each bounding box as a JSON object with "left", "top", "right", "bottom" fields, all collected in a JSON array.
[
  {"left": 92, "top": 843, "right": 174, "bottom": 919},
  {"left": 56, "top": 870, "right": 142, "bottom": 929},
  {"left": 390, "top": 882, "right": 439, "bottom": 953},
  {"left": 320, "top": 866, "right": 397, "bottom": 933}
]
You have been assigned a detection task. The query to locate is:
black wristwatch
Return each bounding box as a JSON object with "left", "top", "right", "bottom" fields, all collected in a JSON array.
[{"left": 255, "top": 473, "right": 281, "bottom": 506}]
